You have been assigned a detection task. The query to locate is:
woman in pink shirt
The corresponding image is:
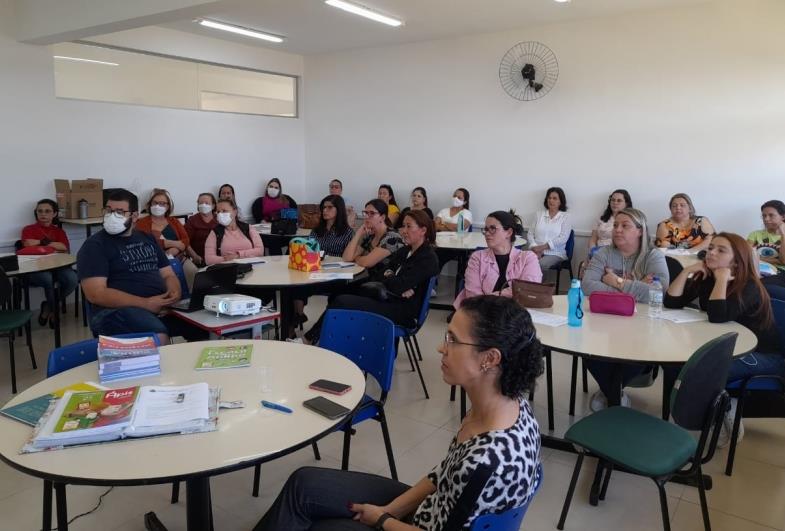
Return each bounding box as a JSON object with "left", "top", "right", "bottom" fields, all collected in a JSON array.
[
  {"left": 454, "top": 210, "right": 541, "bottom": 308},
  {"left": 204, "top": 199, "right": 264, "bottom": 264}
]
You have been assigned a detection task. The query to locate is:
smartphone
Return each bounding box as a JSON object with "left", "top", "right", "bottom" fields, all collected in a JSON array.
[
  {"left": 303, "top": 396, "right": 351, "bottom": 420},
  {"left": 309, "top": 379, "right": 352, "bottom": 395}
]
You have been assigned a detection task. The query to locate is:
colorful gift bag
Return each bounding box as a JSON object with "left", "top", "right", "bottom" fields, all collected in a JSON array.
[{"left": 288, "top": 237, "right": 321, "bottom": 272}]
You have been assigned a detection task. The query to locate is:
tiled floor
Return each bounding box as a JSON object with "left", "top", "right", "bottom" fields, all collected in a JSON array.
[{"left": 0, "top": 284, "right": 784, "bottom": 531}]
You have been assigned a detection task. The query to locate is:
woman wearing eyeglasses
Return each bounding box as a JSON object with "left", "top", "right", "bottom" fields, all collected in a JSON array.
[
  {"left": 255, "top": 295, "right": 542, "bottom": 531},
  {"left": 454, "top": 211, "right": 541, "bottom": 309},
  {"left": 136, "top": 189, "right": 190, "bottom": 260},
  {"left": 21, "top": 199, "right": 79, "bottom": 327},
  {"left": 341, "top": 199, "right": 404, "bottom": 278}
]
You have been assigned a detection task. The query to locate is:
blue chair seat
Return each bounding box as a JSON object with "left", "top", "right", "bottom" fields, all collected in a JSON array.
[{"left": 346, "top": 395, "right": 380, "bottom": 425}]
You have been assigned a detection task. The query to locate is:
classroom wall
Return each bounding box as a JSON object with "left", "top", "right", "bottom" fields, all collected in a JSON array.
[
  {"left": 302, "top": 0, "right": 785, "bottom": 242},
  {"left": 0, "top": 4, "right": 306, "bottom": 250}
]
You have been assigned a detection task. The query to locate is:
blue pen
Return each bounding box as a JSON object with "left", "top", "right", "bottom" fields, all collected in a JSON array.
[{"left": 261, "top": 400, "right": 293, "bottom": 414}]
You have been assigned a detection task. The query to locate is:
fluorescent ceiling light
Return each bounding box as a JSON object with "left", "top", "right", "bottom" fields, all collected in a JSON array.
[
  {"left": 553, "top": 0, "right": 571, "bottom": 3},
  {"left": 198, "top": 19, "right": 284, "bottom": 43},
  {"left": 53, "top": 55, "right": 118, "bottom": 66},
  {"left": 325, "top": 0, "right": 403, "bottom": 27}
]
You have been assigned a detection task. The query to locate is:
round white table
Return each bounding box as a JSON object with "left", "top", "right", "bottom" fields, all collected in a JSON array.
[
  {"left": 237, "top": 256, "right": 365, "bottom": 339},
  {"left": 661, "top": 248, "right": 702, "bottom": 268},
  {"left": 0, "top": 339, "right": 366, "bottom": 531}
]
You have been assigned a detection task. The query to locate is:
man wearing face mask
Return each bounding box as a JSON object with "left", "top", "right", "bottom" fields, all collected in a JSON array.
[{"left": 77, "top": 189, "right": 183, "bottom": 345}]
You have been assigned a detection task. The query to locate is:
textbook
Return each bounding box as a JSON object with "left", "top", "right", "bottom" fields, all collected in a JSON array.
[
  {"left": 25, "top": 383, "right": 216, "bottom": 452},
  {"left": 0, "top": 382, "right": 105, "bottom": 427},
  {"left": 195, "top": 344, "right": 253, "bottom": 370},
  {"left": 98, "top": 335, "right": 161, "bottom": 383}
]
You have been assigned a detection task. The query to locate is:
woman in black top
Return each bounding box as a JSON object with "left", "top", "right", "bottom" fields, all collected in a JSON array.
[
  {"left": 303, "top": 209, "right": 439, "bottom": 345},
  {"left": 394, "top": 187, "right": 434, "bottom": 230}
]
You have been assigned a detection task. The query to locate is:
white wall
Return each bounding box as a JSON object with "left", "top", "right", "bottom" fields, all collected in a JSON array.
[
  {"left": 0, "top": 7, "right": 306, "bottom": 249},
  {"left": 303, "top": 0, "right": 785, "bottom": 240}
]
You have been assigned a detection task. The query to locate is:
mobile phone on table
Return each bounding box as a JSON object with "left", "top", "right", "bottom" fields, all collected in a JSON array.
[
  {"left": 309, "top": 379, "right": 352, "bottom": 395},
  {"left": 303, "top": 396, "right": 351, "bottom": 420}
]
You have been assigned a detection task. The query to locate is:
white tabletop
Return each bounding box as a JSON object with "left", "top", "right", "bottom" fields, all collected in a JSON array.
[
  {"left": 0, "top": 340, "right": 365, "bottom": 483},
  {"left": 435, "top": 232, "right": 526, "bottom": 250},
  {"left": 237, "top": 255, "right": 365, "bottom": 288},
  {"left": 7, "top": 253, "right": 76, "bottom": 276},
  {"left": 531, "top": 295, "right": 757, "bottom": 364}
]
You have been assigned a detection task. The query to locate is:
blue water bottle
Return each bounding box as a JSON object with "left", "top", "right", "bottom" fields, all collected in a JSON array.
[
  {"left": 567, "top": 279, "right": 584, "bottom": 327},
  {"left": 456, "top": 211, "right": 465, "bottom": 235}
]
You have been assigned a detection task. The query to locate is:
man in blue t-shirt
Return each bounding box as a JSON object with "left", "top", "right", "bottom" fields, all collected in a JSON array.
[{"left": 78, "top": 189, "right": 182, "bottom": 344}]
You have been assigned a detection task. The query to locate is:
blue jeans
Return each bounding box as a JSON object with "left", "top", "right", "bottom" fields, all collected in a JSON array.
[
  {"left": 27, "top": 268, "right": 78, "bottom": 307},
  {"left": 90, "top": 307, "right": 169, "bottom": 337},
  {"left": 727, "top": 352, "right": 785, "bottom": 382}
]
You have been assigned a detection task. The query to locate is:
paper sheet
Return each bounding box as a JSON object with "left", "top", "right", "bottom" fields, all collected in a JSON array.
[{"left": 527, "top": 310, "right": 568, "bottom": 327}]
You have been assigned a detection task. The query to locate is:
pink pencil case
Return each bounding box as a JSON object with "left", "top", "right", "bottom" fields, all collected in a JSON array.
[{"left": 589, "top": 292, "right": 636, "bottom": 316}]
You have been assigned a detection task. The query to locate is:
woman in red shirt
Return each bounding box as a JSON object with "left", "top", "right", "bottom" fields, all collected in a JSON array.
[
  {"left": 185, "top": 192, "right": 217, "bottom": 267},
  {"left": 20, "top": 199, "right": 78, "bottom": 326}
]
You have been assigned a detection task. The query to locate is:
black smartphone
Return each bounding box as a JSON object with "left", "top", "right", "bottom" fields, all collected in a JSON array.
[
  {"left": 303, "top": 396, "right": 351, "bottom": 420},
  {"left": 309, "top": 379, "right": 352, "bottom": 395}
]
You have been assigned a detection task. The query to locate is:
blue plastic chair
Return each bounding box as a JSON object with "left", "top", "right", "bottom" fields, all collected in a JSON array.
[
  {"left": 46, "top": 332, "right": 161, "bottom": 377},
  {"left": 394, "top": 276, "right": 437, "bottom": 399},
  {"left": 470, "top": 463, "right": 543, "bottom": 530},
  {"left": 724, "top": 298, "right": 785, "bottom": 476},
  {"left": 168, "top": 258, "right": 190, "bottom": 299},
  {"left": 549, "top": 230, "right": 575, "bottom": 294},
  {"left": 319, "top": 309, "right": 399, "bottom": 479}
]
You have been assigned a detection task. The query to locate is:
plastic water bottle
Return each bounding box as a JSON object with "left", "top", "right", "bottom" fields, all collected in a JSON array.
[
  {"left": 648, "top": 276, "right": 663, "bottom": 318},
  {"left": 567, "top": 279, "right": 584, "bottom": 327},
  {"left": 456, "top": 211, "right": 465, "bottom": 235}
]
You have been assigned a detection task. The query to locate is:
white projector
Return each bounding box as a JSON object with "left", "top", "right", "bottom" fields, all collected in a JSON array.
[{"left": 203, "top": 294, "right": 263, "bottom": 316}]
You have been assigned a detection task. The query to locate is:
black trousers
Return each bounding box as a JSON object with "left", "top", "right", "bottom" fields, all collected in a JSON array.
[
  {"left": 254, "top": 467, "right": 411, "bottom": 531},
  {"left": 304, "top": 294, "right": 412, "bottom": 344}
]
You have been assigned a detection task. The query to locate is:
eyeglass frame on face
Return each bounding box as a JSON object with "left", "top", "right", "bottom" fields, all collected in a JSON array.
[
  {"left": 442, "top": 331, "right": 484, "bottom": 350},
  {"left": 480, "top": 225, "right": 504, "bottom": 235},
  {"left": 361, "top": 210, "right": 380, "bottom": 218},
  {"left": 103, "top": 207, "right": 133, "bottom": 217},
  {"left": 151, "top": 200, "right": 169, "bottom": 207}
]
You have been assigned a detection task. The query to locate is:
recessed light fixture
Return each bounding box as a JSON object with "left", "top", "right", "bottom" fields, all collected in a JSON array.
[
  {"left": 197, "top": 19, "right": 285, "bottom": 43},
  {"left": 53, "top": 56, "right": 119, "bottom": 66},
  {"left": 553, "top": 0, "right": 571, "bottom": 3},
  {"left": 324, "top": 0, "right": 403, "bottom": 27}
]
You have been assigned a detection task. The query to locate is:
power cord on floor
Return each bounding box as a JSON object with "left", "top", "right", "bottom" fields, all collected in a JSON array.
[{"left": 43, "top": 486, "right": 114, "bottom": 531}]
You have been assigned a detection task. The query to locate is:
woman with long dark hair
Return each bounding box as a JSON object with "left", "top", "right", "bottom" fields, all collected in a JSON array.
[
  {"left": 378, "top": 184, "right": 400, "bottom": 226},
  {"left": 588, "top": 189, "right": 633, "bottom": 257},
  {"left": 527, "top": 187, "right": 572, "bottom": 273},
  {"left": 394, "top": 187, "right": 434, "bottom": 229}
]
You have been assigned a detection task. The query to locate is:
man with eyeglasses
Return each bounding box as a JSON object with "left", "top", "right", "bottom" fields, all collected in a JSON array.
[
  {"left": 329, "top": 178, "right": 356, "bottom": 227},
  {"left": 77, "top": 188, "right": 183, "bottom": 344}
]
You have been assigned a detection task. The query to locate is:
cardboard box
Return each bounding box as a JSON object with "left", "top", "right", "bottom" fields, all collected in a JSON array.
[{"left": 53, "top": 179, "right": 104, "bottom": 219}]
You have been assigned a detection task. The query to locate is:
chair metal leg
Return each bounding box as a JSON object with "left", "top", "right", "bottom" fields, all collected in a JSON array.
[
  {"left": 25, "top": 322, "right": 36, "bottom": 369},
  {"left": 460, "top": 387, "right": 467, "bottom": 420},
  {"left": 557, "top": 452, "right": 584, "bottom": 530},
  {"left": 528, "top": 387, "right": 534, "bottom": 402},
  {"left": 599, "top": 463, "right": 613, "bottom": 501},
  {"left": 696, "top": 467, "right": 711, "bottom": 531},
  {"left": 402, "top": 336, "right": 415, "bottom": 372},
  {"left": 656, "top": 481, "right": 672, "bottom": 531},
  {"left": 569, "top": 356, "right": 578, "bottom": 416},
  {"left": 581, "top": 360, "right": 589, "bottom": 393},
  {"left": 555, "top": 268, "right": 561, "bottom": 294},
  {"left": 378, "top": 409, "right": 398, "bottom": 480},
  {"left": 81, "top": 287, "right": 88, "bottom": 327},
  {"left": 545, "top": 349, "right": 555, "bottom": 431},
  {"left": 170, "top": 481, "right": 180, "bottom": 503},
  {"left": 407, "top": 337, "right": 429, "bottom": 399},
  {"left": 412, "top": 334, "right": 423, "bottom": 362},
  {"left": 449, "top": 385, "right": 456, "bottom": 401},
  {"left": 252, "top": 464, "right": 261, "bottom": 497},
  {"left": 341, "top": 425, "right": 353, "bottom": 471},
  {"left": 9, "top": 335, "right": 17, "bottom": 394},
  {"left": 74, "top": 284, "right": 79, "bottom": 319},
  {"left": 54, "top": 482, "right": 68, "bottom": 531},
  {"left": 725, "top": 395, "right": 745, "bottom": 476},
  {"left": 312, "top": 442, "right": 321, "bottom": 460},
  {"left": 43, "top": 480, "right": 53, "bottom": 531}
]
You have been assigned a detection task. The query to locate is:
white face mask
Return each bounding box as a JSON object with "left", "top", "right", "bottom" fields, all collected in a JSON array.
[
  {"left": 150, "top": 205, "right": 167, "bottom": 217},
  {"left": 267, "top": 187, "right": 280, "bottom": 199},
  {"left": 103, "top": 213, "right": 130, "bottom": 235},
  {"left": 217, "top": 212, "right": 233, "bottom": 226},
  {"left": 452, "top": 196, "right": 465, "bottom": 208},
  {"left": 197, "top": 203, "right": 213, "bottom": 215}
]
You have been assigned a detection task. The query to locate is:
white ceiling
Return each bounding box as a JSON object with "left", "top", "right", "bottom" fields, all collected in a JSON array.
[{"left": 162, "top": 0, "right": 714, "bottom": 55}]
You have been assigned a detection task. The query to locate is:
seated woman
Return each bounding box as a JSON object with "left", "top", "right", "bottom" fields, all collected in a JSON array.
[
  {"left": 136, "top": 189, "right": 190, "bottom": 260},
  {"left": 587, "top": 189, "right": 633, "bottom": 258},
  {"left": 655, "top": 193, "right": 716, "bottom": 250},
  {"left": 218, "top": 183, "right": 244, "bottom": 220},
  {"left": 21, "top": 199, "right": 78, "bottom": 327},
  {"left": 251, "top": 178, "right": 290, "bottom": 223},
  {"left": 378, "top": 184, "right": 401, "bottom": 226},
  {"left": 255, "top": 295, "right": 543, "bottom": 531},
  {"left": 394, "top": 187, "right": 434, "bottom": 230},
  {"left": 204, "top": 199, "right": 264, "bottom": 264},
  {"left": 665, "top": 232, "right": 782, "bottom": 445},
  {"left": 340, "top": 199, "right": 404, "bottom": 280},
  {"left": 454, "top": 210, "right": 541, "bottom": 308},
  {"left": 582, "top": 208, "right": 670, "bottom": 411},
  {"left": 527, "top": 187, "right": 572, "bottom": 273},
  {"left": 434, "top": 188, "right": 472, "bottom": 232},
  {"left": 749, "top": 200, "right": 785, "bottom": 300},
  {"left": 303, "top": 209, "right": 435, "bottom": 345},
  {"left": 184, "top": 192, "right": 217, "bottom": 267}
]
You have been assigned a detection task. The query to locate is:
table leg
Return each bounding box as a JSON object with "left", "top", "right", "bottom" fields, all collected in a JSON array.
[
  {"left": 251, "top": 323, "right": 262, "bottom": 340},
  {"left": 279, "top": 289, "right": 293, "bottom": 341},
  {"left": 607, "top": 364, "right": 623, "bottom": 407},
  {"left": 661, "top": 364, "right": 678, "bottom": 420},
  {"left": 545, "top": 348, "right": 555, "bottom": 431},
  {"left": 54, "top": 482, "right": 68, "bottom": 531},
  {"left": 42, "top": 480, "right": 52, "bottom": 531},
  {"left": 85, "top": 225, "right": 92, "bottom": 239},
  {"left": 186, "top": 477, "right": 211, "bottom": 531},
  {"left": 53, "top": 281, "right": 62, "bottom": 348}
]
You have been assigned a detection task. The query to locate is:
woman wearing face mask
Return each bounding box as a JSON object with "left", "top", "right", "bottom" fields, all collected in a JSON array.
[
  {"left": 204, "top": 199, "right": 264, "bottom": 264},
  {"left": 184, "top": 193, "right": 217, "bottom": 267},
  {"left": 136, "top": 189, "right": 190, "bottom": 260},
  {"left": 453, "top": 211, "right": 541, "bottom": 308},
  {"left": 21, "top": 199, "right": 79, "bottom": 327},
  {"left": 394, "top": 187, "right": 434, "bottom": 230},
  {"left": 435, "top": 188, "right": 472, "bottom": 232},
  {"left": 252, "top": 178, "right": 290, "bottom": 223},
  {"left": 218, "top": 183, "right": 244, "bottom": 221},
  {"left": 377, "top": 184, "right": 400, "bottom": 226},
  {"left": 665, "top": 232, "right": 782, "bottom": 446}
]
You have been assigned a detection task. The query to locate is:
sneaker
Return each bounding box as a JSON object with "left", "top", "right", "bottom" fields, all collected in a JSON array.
[
  {"left": 717, "top": 398, "right": 744, "bottom": 449},
  {"left": 620, "top": 391, "right": 631, "bottom": 408},
  {"left": 590, "top": 391, "right": 607, "bottom": 412},
  {"left": 286, "top": 338, "right": 304, "bottom": 344}
]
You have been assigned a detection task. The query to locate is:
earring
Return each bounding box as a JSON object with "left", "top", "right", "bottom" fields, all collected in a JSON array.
[{"left": 480, "top": 363, "right": 489, "bottom": 373}]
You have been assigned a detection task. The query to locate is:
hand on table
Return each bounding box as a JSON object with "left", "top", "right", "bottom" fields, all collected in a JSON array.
[{"left": 223, "top": 252, "right": 239, "bottom": 261}]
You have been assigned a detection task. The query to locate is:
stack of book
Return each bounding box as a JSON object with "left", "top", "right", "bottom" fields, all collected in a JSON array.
[{"left": 98, "top": 336, "right": 160, "bottom": 384}]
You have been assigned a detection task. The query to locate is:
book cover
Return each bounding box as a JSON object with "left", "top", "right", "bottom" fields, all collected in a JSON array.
[
  {"left": 98, "top": 335, "right": 161, "bottom": 383},
  {"left": 0, "top": 382, "right": 104, "bottom": 426},
  {"left": 195, "top": 344, "right": 253, "bottom": 370},
  {"left": 53, "top": 387, "right": 138, "bottom": 434}
]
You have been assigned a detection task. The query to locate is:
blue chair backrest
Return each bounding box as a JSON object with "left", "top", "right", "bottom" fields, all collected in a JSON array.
[
  {"left": 565, "top": 230, "right": 575, "bottom": 260},
  {"left": 318, "top": 310, "right": 397, "bottom": 392},
  {"left": 772, "top": 299, "right": 785, "bottom": 353},
  {"left": 413, "top": 276, "right": 438, "bottom": 331},
  {"left": 47, "top": 333, "right": 161, "bottom": 377},
  {"left": 168, "top": 258, "right": 190, "bottom": 299},
  {"left": 469, "top": 463, "right": 544, "bottom": 530}
]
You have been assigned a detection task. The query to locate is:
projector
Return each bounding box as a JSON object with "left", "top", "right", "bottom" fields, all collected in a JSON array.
[{"left": 203, "top": 294, "right": 263, "bottom": 316}]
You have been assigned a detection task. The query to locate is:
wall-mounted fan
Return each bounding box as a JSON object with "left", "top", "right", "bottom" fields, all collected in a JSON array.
[{"left": 499, "top": 41, "right": 559, "bottom": 101}]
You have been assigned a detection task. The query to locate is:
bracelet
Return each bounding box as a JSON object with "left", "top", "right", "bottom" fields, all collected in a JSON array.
[{"left": 374, "top": 512, "right": 394, "bottom": 530}]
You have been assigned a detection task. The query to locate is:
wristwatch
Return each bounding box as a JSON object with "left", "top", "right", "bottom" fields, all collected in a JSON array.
[
  {"left": 616, "top": 277, "right": 624, "bottom": 288},
  {"left": 374, "top": 512, "right": 394, "bottom": 530}
]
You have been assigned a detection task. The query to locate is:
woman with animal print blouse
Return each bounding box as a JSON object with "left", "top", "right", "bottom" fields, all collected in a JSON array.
[{"left": 254, "top": 295, "right": 543, "bottom": 531}]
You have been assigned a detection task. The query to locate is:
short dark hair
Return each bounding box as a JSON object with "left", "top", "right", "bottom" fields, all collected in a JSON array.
[
  {"left": 35, "top": 199, "right": 59, "bottom": 222},
  {"left": 487, "top": 210, "right": 523, "bottom": 243},
  {"left": 315, "top": 195, "right": 349, "bottom": 237},
  {"left": 106, "top": 188, "right": 138, "bottom": 213},
  {"left": 219, "top": 183, "right": 235, "bottom": 198},
  {"left": 402, "top": 208, "right": 436, "bottom": 245},
  {"left": 459, "top": 295, "right": 544, "bottom": 399},
  {"left": 456, "top": 188, "right": 470, "bottom": 210},
  {"left": 544, "top": 187, "right": 567, "bottom": 212},
  {"left": 761, "top": 200, "right": 785, "bottom": 216},
  {"left": 601, "top": 189, "right": 633, "bottom": 222},
  {"left": 365, "top": 198, "right": 391, "bottom": 227}
]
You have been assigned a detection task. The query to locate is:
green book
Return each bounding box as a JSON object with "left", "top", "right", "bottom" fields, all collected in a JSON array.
[
  {"left": 0, "top": 382, "right": 104, "bottom": 427},
  {"left": 195, "top": 344, "right": 253, "bottom": 370}
]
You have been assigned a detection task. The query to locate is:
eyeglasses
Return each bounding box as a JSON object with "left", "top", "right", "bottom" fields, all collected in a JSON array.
[
  {"left": 104, "top": 207, "right": 132, "bottom": 217},
  {"left": 361, "top": 211, "right": 380, "bottom": 217},
  {"left": 152, "top": 201, "right": 169, "bottom": 207},
  {"left": 480, "top": 226, "right": 501, "bottom": 235},
  {"left": 36, "top": 209, "right": 54, "bottom": 214},
  {"left": 443, "top": 332, "right": 483, "bottom": 350}
]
